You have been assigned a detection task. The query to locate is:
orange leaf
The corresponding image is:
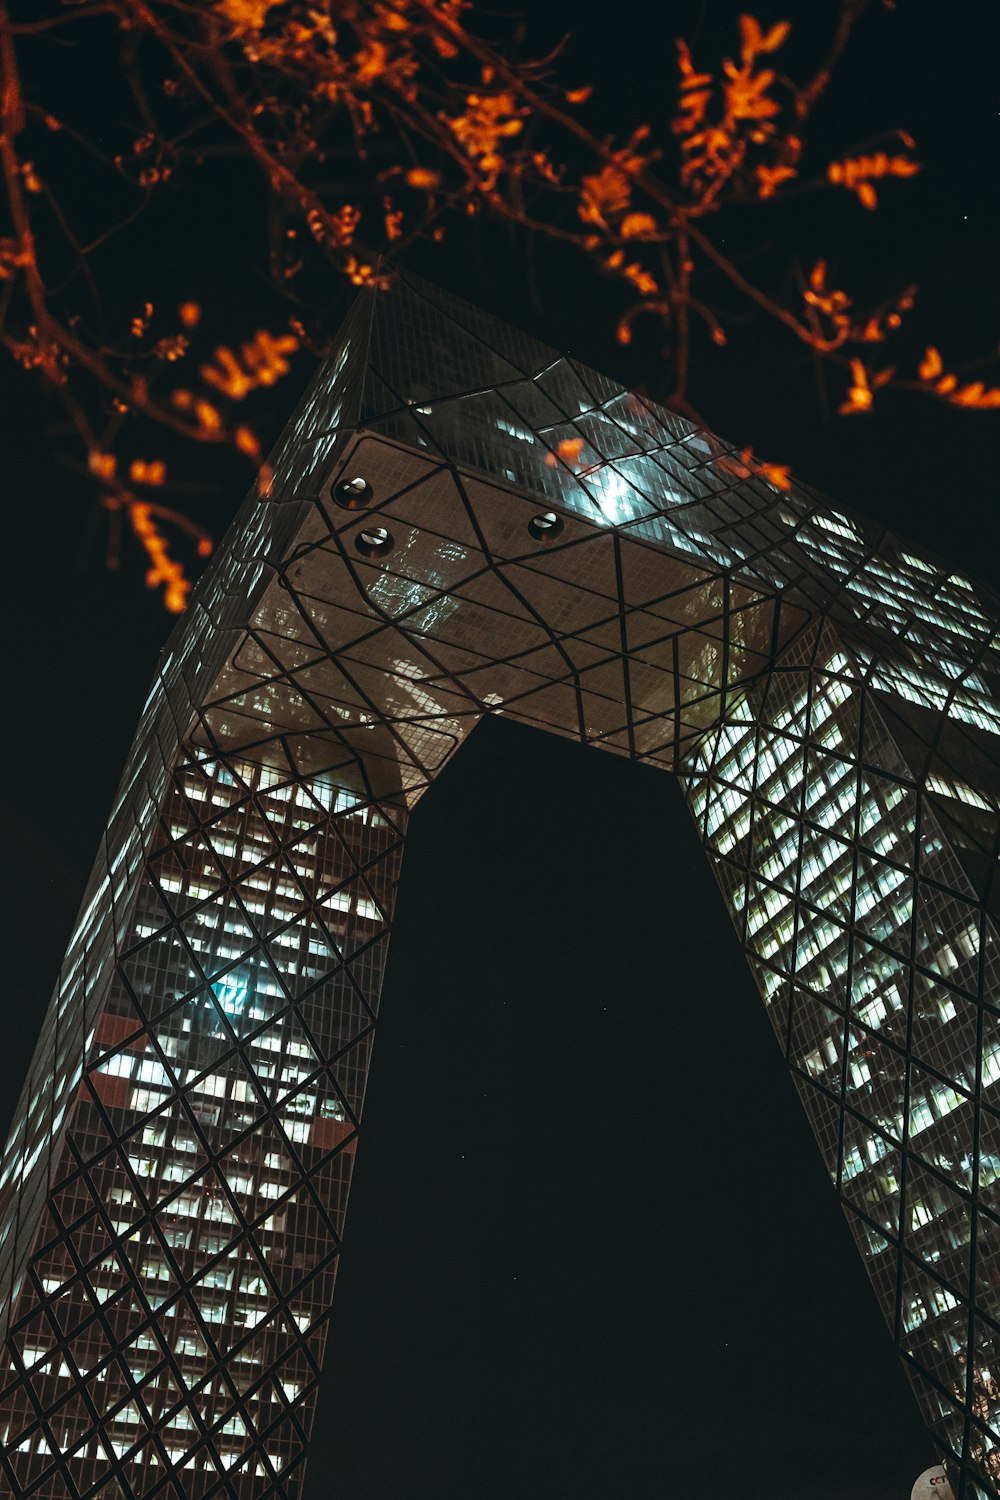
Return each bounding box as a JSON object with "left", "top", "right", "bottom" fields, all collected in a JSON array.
[
  {"left": 758, "top": 461, "right": 791, "bottom": 490},
  {"left": 758, "top": 19, "right": 791, "bottom": 51},
  {"left": 623, "top": 262, "right": 659, "bottom": 296},
  {"left": 545, "top": 437, "right": 586, "bottom": 468},
  {"left": 738, "top": 14, "right": 790, "bottom": 62},
  {"left": 918, "top": 346, "right": 942, "bottom": 380},
  {"left": 756, "top": 163, "right": 796, "bottom": 197},
  {"left": 234, "top": 425, "right": 261, "bottom": 459},
  {"left": 579, "top": 162, "right": 632, "bottom": 228},
  {"left": 129, "top": 459, "right": 166, "bottom": 486},
  {"left": 950, "top": 382, "right": 1000, "bottom": 409},
  {"left": 839, "top": 359, "right": 873, "bottom": 416},
  {"left": 721, "top": 446, "right": 790, "bottom": 490},
  {"left": 676, "top": 39, "right": 712, "bottom": 89},
  {"left": 620, "top": 213, "right": 659, "bottom": 239},
  {"left": 406, "top": 167, "right": 440, "bottom": 190},
  {"left": 129, "top": 501, "right": 190, "bottom": 614},
  {"left": 88, "top": 451, "right": 116, "bottom": 481},
  {"left": 723, "top": 64, "right": 781, "bottom": 120},
  {"left": 195, "top": 399, "right": 221, "bottom": 432},
  {"left": 827, "top": 152, "right": 919, "bottom": 208},
  {"left": 738, "top": 14, "right": 762, "bottom": 59}
]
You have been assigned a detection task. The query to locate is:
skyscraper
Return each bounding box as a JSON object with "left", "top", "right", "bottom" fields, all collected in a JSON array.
[{"left": 2, "top": 270, "right": 999, "bottom": 1498}]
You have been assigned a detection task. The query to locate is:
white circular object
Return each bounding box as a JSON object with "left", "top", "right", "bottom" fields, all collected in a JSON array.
[{"left": 910, "top": 1465, "right": 955, "bottom": 1500}]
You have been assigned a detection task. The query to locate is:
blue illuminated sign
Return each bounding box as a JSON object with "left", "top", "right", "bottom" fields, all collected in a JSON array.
[{"left": 212, "top": 975, "right": 249, "bottom": 1015}]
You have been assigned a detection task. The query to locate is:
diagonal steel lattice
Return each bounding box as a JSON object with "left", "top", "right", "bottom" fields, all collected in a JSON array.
[{"left": 2, "top": 270, "right": 1000, "bottom": 1497}]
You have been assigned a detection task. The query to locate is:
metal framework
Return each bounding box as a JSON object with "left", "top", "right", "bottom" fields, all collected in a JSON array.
[{"left": 2, "top": 270, "right": 1000, "bottom": 1498}]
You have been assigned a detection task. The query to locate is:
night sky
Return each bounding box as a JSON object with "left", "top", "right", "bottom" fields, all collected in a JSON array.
[{"left": 4, "top": 2, "right": 1000, "bottom": 1495}]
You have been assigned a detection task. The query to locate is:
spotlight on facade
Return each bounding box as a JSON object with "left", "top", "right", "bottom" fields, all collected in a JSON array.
[
  {"left": 355, "top": 525, "right": 393, "bottom": 558},
  {"left": 333, "top": 474, "right": 373, "bottom": 509},
  {"left": 528, "top": 511, "right": 565, "bottom": 541}
]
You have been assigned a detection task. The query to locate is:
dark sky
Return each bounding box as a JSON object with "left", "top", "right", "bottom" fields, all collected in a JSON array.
[
  {"left": 4, "top": 1, "right": 1000, "bottom": 1495},
  {"left": 306, "top": 717, "right": 936, "bottom": 1500}
]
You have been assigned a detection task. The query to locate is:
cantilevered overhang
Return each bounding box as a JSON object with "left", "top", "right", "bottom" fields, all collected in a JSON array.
[{"left": 192, "top": 429, "right": 810, "bottom": 802}]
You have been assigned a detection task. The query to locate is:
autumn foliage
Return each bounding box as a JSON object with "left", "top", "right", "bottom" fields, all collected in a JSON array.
[{"left": 0, "top": 0, "right": 995, "bottom": 608}]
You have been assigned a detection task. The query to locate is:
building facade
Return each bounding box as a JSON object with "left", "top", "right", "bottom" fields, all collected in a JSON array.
[{"left": 1, "top": 272, "right": 999, "bottom": 1497}]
